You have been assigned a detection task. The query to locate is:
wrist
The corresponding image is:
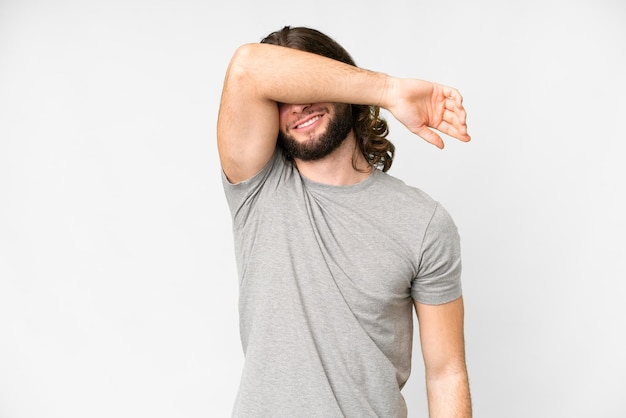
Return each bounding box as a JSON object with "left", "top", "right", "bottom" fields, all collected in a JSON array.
[{"left": 377, "top": 75, "right": 399, "bottom": 110}]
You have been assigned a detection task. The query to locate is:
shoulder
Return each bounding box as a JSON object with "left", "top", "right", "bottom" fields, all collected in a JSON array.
[
  {"left": 222, "top": 148, "right": 297, "bottom": 214},
  {"left": 223, "top": 148, "right": 290, "bottom": 188},
  {"left": 372, "top": 171, "right": 460, "bottom": 238},
  {"left": 372, "top": 170, "right": 438, "bottom": 208}
]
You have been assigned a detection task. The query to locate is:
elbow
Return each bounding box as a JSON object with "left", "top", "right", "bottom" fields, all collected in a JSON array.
[
  {"left": 426, "top": 359, "right": 468, "bottom": 383},
  {"left": 225, "top": 43, "right": 261, "bottom": 82}
]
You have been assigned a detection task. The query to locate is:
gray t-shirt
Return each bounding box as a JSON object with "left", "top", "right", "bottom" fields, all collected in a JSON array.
[{"left": 222, "top": 150, "right": 462, "bottom": 417}]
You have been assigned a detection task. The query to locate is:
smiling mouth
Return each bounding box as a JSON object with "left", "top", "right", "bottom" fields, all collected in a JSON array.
[{"left": 295, "top": 115, "right": 322, "bottom": 129}]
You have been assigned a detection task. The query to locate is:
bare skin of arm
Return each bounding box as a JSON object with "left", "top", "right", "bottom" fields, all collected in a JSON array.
[
  {"left": 415, "top": 297, "right": 472, "bottom": 417},
  {"left": 217, "top": 43, "right": 470, "bottom": 183}
]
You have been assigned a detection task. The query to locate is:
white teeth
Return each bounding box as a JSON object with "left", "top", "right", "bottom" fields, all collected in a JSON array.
[{"left": 296, "top": 115, "right": 321, "bottom": 129}]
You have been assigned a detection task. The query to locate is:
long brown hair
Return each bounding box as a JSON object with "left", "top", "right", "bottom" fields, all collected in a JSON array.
[{"left": 261, "top": 26, "right": 395, "bottom": 172}]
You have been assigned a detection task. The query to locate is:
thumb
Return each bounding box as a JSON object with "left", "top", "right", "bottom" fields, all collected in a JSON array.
[{"left": 414, "top": 126, "right": 444, "bottom": 149}]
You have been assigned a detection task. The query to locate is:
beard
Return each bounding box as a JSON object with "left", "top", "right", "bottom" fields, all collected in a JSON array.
[{"left": 277, "top": 103, "right": 353, "bottom": 162}]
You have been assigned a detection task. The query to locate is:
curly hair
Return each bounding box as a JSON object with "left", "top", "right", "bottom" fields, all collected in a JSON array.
[{"left": 261, "top": 26, "right": 395, "bottom": 172}]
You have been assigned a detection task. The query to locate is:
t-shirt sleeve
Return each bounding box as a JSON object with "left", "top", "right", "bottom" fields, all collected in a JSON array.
[
  {"left": 221, "top": 150, "right": 281, "bottom": 223},
  {"left": 411, "top": 203, "right": 463, "bottom": 305}
]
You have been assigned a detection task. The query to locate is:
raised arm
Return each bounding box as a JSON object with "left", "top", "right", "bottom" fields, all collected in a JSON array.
[
  {"left": 415, "top": 297, "right": 472, "bottom": 417},
  {"left": 217, "top": 43, "right": 470, "bottom": 183},
  {"left": 217, "top": 43, "right": 385, "bottom": 183}
]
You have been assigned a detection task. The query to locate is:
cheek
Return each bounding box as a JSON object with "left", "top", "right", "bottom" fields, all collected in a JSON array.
[{"left": 277, "top": 105, "right": 290, "bottom": 132}]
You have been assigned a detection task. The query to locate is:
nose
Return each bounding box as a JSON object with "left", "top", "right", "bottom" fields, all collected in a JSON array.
[{"left": 289, "top": 103, "right": 312, "bottom": 113}]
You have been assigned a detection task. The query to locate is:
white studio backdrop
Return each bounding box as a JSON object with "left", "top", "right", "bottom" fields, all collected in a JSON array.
[{"left": 1, "top": 0, "right": 624, "bottom": 417}]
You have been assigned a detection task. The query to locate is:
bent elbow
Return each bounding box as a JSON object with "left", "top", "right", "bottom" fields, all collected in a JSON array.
[{"left": 225, "top": 43, "right": 261, "bottom": 84}]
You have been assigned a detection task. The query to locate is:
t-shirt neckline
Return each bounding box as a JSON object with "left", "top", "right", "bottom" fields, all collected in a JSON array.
[{"left": 299, "top": 169, "right": 381, "bottom": 194}]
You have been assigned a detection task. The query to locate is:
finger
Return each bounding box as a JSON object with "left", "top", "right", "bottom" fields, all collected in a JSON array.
[
  {"left": 438, "top": 120, "right": 471, "bottom": 142},
  {"left": 443, "top": 95, "right": 467, "bottom": 128},
  {"left": 442, "top": 86, "right": 464, "bottom": 108},
  {"left": 442, "top": 109, "right": 456, "bottom": 124},
  {"left": 445, "top": 97, "right": 457, "bottom": 111},
  {"left": 454, "top": 104, "right": 467, "bottom": 125},
  {"left": 443, "top": 108, "right": 468, "bottom": 134},
  {"left": 415, "top": 126, "right": 444, "bottom": 149}
]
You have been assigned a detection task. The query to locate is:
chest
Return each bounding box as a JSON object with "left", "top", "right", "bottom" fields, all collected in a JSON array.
[{"left": 239, "top": 185, "right": 423, "bottom": 304}]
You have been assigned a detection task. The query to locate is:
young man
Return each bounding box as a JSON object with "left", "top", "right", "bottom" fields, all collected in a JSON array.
[{"left": 218, "top": 26, "right": 472, "bottom": 417}]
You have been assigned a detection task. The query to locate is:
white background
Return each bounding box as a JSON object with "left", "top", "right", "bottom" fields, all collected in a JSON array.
[{"left": 1, "top": 0, "right": 625, "bottom": 417}]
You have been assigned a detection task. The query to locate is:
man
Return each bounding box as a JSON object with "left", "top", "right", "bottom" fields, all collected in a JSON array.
[{"left": 218, "top": 26, "right": 471, "bottom": 417}]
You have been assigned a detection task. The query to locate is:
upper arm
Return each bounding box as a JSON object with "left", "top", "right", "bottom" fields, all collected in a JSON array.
[
  {"left": 217, "top": 44, "right": 280, "bottom": 184},
  {"left": 414, "top": 296, "right": 467, "bottom": 377}
]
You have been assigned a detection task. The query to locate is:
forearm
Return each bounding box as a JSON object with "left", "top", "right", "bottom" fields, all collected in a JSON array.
[
  {"left": 417, "top": 298, "right": 472, "bottom": 417},
  {"left": 228, "top": 43, "right": 390, "bottom": 106},
  {"left": 426, "top": 369, "right": 472, "bottom": 418}
]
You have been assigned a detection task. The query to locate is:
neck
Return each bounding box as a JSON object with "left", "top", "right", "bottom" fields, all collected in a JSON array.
[{"left": 294, "top": 131, "right": 372, "bottom": 186}]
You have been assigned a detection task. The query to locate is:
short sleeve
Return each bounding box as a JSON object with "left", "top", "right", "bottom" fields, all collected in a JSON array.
[
  {"left": 411, "top": 203, "right": 462, "bottom": 305},
  {"left": 221, "top": 150, "right": 282, "bottom": 224}
]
